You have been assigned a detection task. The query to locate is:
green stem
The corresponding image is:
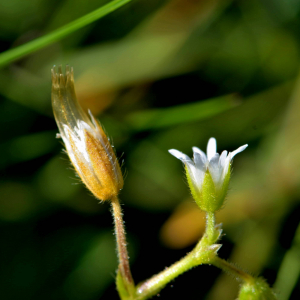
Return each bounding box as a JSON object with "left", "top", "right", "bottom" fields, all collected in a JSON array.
[
  {"left": 135, "top": 235, "right": 217, "bottom": 300},
  {"left": 136, "top": 252, "right": 195, "bottom": 300},
  {"left": 211, "top": 257, "right": 255, "bottom": 284},
  {"left": 0, "top": 0, "right": 132, "bottom": 68},
  {"left": 205, "top": 211, "right": 216, "bottom": 243}
]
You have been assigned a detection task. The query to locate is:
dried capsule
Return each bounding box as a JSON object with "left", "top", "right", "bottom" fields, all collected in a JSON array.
[{"left": 51, "top": 66, "right": 123, "bottom": 201}]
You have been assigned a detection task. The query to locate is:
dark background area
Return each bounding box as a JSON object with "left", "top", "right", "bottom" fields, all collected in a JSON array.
[{"left": 0, "top": 0, "right": 300, "bottom": 299}]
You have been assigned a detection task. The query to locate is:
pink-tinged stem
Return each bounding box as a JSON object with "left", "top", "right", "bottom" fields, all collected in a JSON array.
[{"left": 111, "top": 196, "right": 134, "bottom": 290}]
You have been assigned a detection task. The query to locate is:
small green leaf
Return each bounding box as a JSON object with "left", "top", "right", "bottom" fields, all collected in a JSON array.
[{"left": 201, "top": 171, "right": 217, "bottom": 212}]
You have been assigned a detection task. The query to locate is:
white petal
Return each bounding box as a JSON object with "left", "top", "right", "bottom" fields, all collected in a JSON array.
[
  {"left": 207, "top": 138, "right": 217, "bottom": 161},
  {"left": 192, "top": 147, "right": 207, "bottom": 164},
  {"left": 208, "top": 153, "right": 222, "bottom": 186},
  {"left": 230, "top": 144, "right": 248, "bottom": 160},
  {"left": 186, "top": 161, "right": 205, "bottom": 189},
  {"left": 221, "top": 155, "right": 231, "bottom": 182},
  {"left": 193, "top": 151, "right": 206, "bottom": 172},
  {"left": 65, "top": 124, "right": 90, "bottom": 163},
  {"left": 62, "top": 125, "right": 89, "bottom": 170},
  {"left": 168, "top": 149, "right": 193, "bottom": 163},
  {"left": 88, "top": 110, "right": 106, "bottom": 147},
  {"left": 219, "top": 150, "right": 228, "bottom": 169},
  {"left": 76, "top": 120, "right": 90, "bottom": 140}
]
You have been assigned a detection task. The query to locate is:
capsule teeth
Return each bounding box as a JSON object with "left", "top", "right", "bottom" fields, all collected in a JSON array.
[
  {"left": 51, "top": 66, "right": 58, "bottom": 85},
  {"left": 51, "top": 65, "right": 75, "bottom": 88},
  {"left": 58, "top": 65, "right": 63, "bottom": 75}
]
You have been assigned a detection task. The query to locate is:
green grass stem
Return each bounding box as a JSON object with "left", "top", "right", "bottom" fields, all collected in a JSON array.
[{"left": 0, "top": 0, "right": 131, "bottom": 68}]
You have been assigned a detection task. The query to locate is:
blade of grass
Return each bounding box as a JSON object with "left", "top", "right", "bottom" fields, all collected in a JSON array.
[
  {"left": 0, "top": 0, "right": 131, "bottom": 68},
  {"left": 274, "top": 222, "right": 300, "bottom": 300},
  {"left": 125, "top": 94, "right": 239, "bottom": 131}
]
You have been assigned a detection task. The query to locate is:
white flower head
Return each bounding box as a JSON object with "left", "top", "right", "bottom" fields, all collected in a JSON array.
[{"left": 169, "top": 138, "right": 247, "bottom": 212}]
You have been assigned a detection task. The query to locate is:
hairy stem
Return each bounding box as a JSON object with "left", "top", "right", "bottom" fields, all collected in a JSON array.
[
  {"left": 111, "top": 196, "right": 135, "bottom": 295},
  {"left": 205, "top": 211, "right": 216, "bottom": 243},
  {"left": 211, "top": 256, "right": 255, "bottom": 284},
  {"left": 136, "top": 252, "right": 195, "bottom": 300},
  {"left": 135, "top": 234, "right": 217, "bottom": 300}
]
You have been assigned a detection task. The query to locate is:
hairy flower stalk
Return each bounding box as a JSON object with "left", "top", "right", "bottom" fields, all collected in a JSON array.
[
  {"left": 51, "top": 66, "right": 134, "bottom": 298},
  {"left": 169, "top": 138, "right": 247, "bottom": 212}
]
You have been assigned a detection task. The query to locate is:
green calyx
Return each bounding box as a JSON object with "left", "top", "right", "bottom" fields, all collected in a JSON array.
[
  {"left": 238, "top": 278, "right": 277, "bottom": 300},
  {"left": 185, "top": 165, "right": 231, "bottom": 213}
]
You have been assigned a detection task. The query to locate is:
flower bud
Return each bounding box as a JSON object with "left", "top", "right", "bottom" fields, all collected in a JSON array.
[
  {"left": 51, "top": 65, "right": 123, "bottom": 201},
  {"left": 169, "top": 138, "right": 247, "bottom": 212}
]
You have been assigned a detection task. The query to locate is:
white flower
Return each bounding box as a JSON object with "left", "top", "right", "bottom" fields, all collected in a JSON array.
[{"left": 169, "top": 138, "right": 248, "bottom": 212}]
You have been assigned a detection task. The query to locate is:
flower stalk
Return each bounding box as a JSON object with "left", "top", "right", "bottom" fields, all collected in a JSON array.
[
  {"left": 135, "top": 230, "right": 220, "bottom": 300},
  {"left": 111, "top": 196, "right": 135, "bottom": 299},
  {"left": 205, "top": 211, "right": 217, "bottom": 244},
  {"left": 211, "top": 256, "right": 255, "bottom": 284}
]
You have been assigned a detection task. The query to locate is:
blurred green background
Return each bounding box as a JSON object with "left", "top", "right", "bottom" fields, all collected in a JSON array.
[{"left": 1, "top": 0, "right": 300, "bottom": 299}]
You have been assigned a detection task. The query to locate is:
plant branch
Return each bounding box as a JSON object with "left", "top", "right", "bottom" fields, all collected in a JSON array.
[
  {"left": 135, "top": 232, "right": 218, "bottom": 300},
  {"left": 211, "top": 256, "right": 255, "bottom": 284}
]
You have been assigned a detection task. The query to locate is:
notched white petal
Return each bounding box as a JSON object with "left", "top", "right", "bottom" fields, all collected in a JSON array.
[
  {"left": 207, "top": 137, "right": 217, "bottom": 161},
  {"left": 193, "top": 152, "right": 206, "bottom": 172},
  {"left": 219, "top": 150, "right": 228, "bottom": 169},
  {"left": 208, "top": 153, "right": 222, "bottom": 186},
  {"left": 63, "top": 124, "right": 90, "bottom": 163},
  {"left": 168, "top": 149, "right": 193, "bottom": 163},
  {"left": 209, "top": 153, "right": 220, "bottom": 166},
  {"left": 230, "top": 144, "right": 248, "bottom": 159},
  {"left": 191, "top": 166, "right": 205, "bottom": 188},
  {"left": 185, "top": 162, "right": 198, "bottom": 180},
  {"left": 192, "top": 146, "right": 207, "bottom": 163},
  {"left": 221, "top": 155, "right": 231, "bottom": 182}
]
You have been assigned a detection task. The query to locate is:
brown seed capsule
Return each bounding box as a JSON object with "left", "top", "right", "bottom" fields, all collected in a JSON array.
[{"left": 51, "top": 65, "right": 123, "bottom": 201}]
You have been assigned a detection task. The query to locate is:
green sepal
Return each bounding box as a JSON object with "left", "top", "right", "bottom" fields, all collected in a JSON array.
[
  {"left": 201, "top": 171, "right": 217, "bottom": 212},
  {"left": 218, "top": 164, "right": 231, "bottom": 208},
  {"left": 238, "top": 278, "right": 277, "bottom": 300},
  {"left": 116, "top": 269, "right": 135, "bottom": 300},
  {"left": 185, "top": 165, "right": 202, "bottom": 206}
]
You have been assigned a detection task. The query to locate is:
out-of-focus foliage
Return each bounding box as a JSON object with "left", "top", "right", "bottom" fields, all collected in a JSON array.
[{"left": 0, "top": 0, "right": 300, "bottom": 299}]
